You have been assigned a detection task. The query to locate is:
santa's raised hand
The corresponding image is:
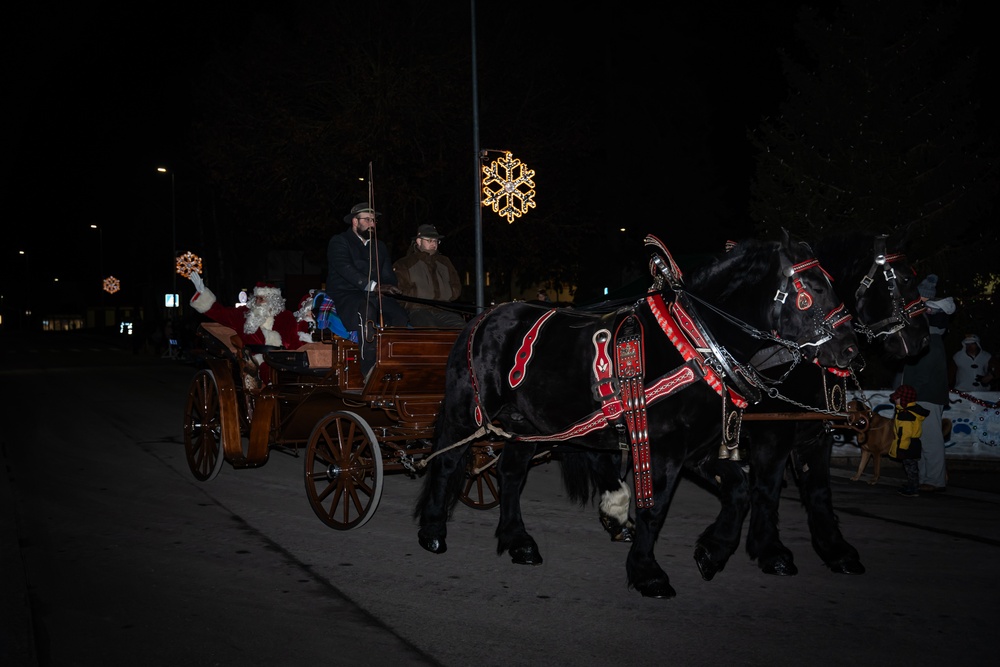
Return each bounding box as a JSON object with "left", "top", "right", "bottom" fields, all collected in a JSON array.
[{"left": 189, "top": 271, "right": 206, "bottom": 294}]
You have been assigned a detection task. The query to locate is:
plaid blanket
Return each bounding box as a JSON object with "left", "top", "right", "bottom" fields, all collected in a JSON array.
[{"left": 314, "top": 292, "right": 357, "bottom": 342}]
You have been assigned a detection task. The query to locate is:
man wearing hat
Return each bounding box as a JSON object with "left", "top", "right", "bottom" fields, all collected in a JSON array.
[
  {"left": 326, "top": 202, "right": 410, "bottom": 376},
  {"left": 901, "top": 274, "right": 955, "bottom": 493},
  {"left": 393, "top": 224, "right": 466, "bottom": 328},
  {"left": 950, "top": 334, "right": 996, "bottom": 392}
]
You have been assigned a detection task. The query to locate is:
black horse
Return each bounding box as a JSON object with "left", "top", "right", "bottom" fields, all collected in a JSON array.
[
  {"left": 692, "top": 231, "right": 929, "bottom": 579},
  {"left": 415, "top": 233, "right": 859, "bottom": 598}
]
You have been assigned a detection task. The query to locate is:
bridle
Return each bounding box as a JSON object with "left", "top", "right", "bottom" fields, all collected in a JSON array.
[
  {"left": 772, "top": 246, "right": 853, "bottom": 353},
  {"left": 852, "top": 234, "right": 926, "bottom": 342},
  {"left": 648, "top": 239, "right": 849, "bottom": 392}
]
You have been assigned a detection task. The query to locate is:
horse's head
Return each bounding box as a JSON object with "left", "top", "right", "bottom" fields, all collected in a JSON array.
[
  {"left": 847, "top": 234, "right": 930, "bottom": 359},
  {"left": 684, "top": 234, "right": 859, "bottom": 371},
  {"left": 769, "top": 232, "right": 860, "bottom": 369}
]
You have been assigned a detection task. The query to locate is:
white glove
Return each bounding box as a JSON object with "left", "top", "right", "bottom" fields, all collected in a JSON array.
[{"left": 190, "top": 271, "right": 206, "bottom": 293}]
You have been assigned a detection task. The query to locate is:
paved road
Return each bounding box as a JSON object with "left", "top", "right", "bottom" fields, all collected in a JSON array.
[{"left": 2, "top": 331, "right": 998, "bottom": 666}]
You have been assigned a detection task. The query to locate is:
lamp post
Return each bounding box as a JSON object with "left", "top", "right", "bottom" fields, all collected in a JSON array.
[
  {"left": 90, "top": 224, "right": 105, "bottom": 317},
  {"left": 157, "top": 167, "right": 177, "bottom": 303},
  {"left": 19, "top": 250, "right": 29, "bottom": 329},
  {"left": 90, "top": 224, "right": 104, "bottom": 281}
]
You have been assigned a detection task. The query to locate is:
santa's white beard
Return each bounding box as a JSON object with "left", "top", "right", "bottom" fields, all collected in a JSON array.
[{"left": 244, "top": 298, "right": 283, "bottom": 335}]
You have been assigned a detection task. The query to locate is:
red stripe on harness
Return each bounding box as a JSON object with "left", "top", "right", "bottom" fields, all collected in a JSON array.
[
  {"left": 647, "top": 294, "right": 725, "bottom": 399},
  {"left": 508, "top": 309, "right": 557, "bottom": 388},
  {"left": 592, "top": 330, "right": 624, "bottom": 420},
  {"left": 647, "top": 293, "right": 749, "bottom": 409}
]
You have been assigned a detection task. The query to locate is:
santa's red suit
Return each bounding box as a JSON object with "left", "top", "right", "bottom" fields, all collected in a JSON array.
[{"left": 190, "top": 283, "right": 312, "bottom": 350}]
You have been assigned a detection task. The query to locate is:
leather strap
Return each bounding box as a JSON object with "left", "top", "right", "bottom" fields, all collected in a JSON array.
[{"left": 615, "top": 315, "right": 654, "bottom": 508}]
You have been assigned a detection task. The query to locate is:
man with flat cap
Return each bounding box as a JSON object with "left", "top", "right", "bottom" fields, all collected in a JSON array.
[
  {"left": 326, "top": 202, "right": 409, "bottom": 376},
  {"left": 393, "top": 223, "right": 466, "bottom": 328}
]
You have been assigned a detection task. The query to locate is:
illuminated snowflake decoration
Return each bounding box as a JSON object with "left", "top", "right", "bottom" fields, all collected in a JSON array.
[
  {"left": 175, "top": 251, "right": 203, "bottom": 278},
  {"left": 103, "top": 276, "right": 120, "bottom": 294},
  {"left": 482, "top": 151, "right": 536, "bottom": 223}
]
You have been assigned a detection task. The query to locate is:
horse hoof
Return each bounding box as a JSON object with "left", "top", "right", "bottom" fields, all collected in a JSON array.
[
  {"left": 761, "top": 558, "right": 798, "bottom": 576},
  {"left": 635, "top": 579, "right": 676, "bottom": 599},
  {"left": 828, "top": 559, "right": 865, "bottom": 575},
  {"left": 509, "top": 545, "right": 543, "bottom": 565},
  {"left": 600, "top": 513, "right": 635, "bottom": 543},
  {"left": 693, "top": 545, "right": 723, "bottom": 581},
  {"left": 418, "top": 532, "right": 447, "bottom": 554}
]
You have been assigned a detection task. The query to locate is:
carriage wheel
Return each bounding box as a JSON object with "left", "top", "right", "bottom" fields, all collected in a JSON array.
[
  {"left": 459, "top": 444, "right": 501, "bottom": 510},
  {"left": 183, "top": 369, "right": 227, "bottom": 482},
  {"left": 304, "top": 411, "right": 384, "bottom": 530}
]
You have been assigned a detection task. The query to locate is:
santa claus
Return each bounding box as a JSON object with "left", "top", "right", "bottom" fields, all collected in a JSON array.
[{"left": 188, "top": 272, "right": 313, "bottom": 350}]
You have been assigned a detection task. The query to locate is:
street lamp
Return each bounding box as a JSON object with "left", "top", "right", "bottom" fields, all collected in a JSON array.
[{"left": 156, "top": 166, "right": 177, "bottom": 303}]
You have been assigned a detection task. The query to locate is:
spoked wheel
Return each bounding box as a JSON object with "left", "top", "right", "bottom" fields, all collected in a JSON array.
[
  {"left": 304, "top": 411, "right": 384, "bottom": 530},
  {"left": 460, "top": 443, "right": 501, "bottom": 510},
  {"left": 183, "top": 369, "right": 227, "bottom": 482}
]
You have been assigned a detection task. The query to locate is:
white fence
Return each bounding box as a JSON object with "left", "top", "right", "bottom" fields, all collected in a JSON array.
[{"left": 833, "top": 390, "right": 1000, "bottom": 460}]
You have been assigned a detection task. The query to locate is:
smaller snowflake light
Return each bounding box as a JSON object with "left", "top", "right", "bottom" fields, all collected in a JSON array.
[
  {"left": 482, "top": 151, "right": 536, "bottom": 223},
  {"left": 176, "top": 251, "right": 203, "bottom": 278},
  {"left": 103, "top": 276, "right": 121, "bottom": 294}
]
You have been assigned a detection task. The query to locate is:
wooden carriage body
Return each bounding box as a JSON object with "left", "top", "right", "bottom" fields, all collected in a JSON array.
[{"left": 183, "top": 322, "right": 498, "bottom": 530}]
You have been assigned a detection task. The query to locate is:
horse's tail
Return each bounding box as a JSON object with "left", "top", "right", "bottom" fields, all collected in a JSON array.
[{"left": 557, "top": 449, "right": 624, "bottom": 506}]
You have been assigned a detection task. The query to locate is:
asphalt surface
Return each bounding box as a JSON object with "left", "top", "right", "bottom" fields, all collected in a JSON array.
[{"left": 2, "top": 330, "right": 998, "bottom": 667}]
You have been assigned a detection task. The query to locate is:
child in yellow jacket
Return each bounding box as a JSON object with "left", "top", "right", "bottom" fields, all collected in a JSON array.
[{"left": 889, "top": 384, "right": 930, "bottom": 497}]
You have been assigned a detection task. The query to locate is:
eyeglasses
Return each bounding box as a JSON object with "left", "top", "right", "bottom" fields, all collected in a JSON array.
[
  {"left": 418, "top": 237, "right": 439, "bottom": 243},
  {"left": 356, "top": 216, "right": 376, "bottom": 223}
]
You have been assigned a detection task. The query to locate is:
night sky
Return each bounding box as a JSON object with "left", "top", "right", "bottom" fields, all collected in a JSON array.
[{"left": 3, "top": 2, "right": 870, "bottom": 312}]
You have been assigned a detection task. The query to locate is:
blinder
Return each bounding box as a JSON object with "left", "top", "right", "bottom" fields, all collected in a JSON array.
[{"left": 772, "top": 251, "right": 850, "bottom": 352}]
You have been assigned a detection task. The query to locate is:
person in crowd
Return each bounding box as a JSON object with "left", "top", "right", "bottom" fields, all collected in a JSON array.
[
  {"left": 392, "top": 224, "right": 466, "bottom": 328},
  {"left": 888, "top": 384, "right": 929, "bottom": 497},
  {"left": 535, "top": 289, "right": 551, "bottom": 303},
  {"left": 326, "top": 202, "right": 409, "bottom": 376},
  {"left": 162, "top": 319, "right": 178, "bottom": 359},
  {"left": 901, "top": 274, "right": 955, "bottom": 493},
  {"left": 949, "top": 334, "right": 997, "bottom": 392}
]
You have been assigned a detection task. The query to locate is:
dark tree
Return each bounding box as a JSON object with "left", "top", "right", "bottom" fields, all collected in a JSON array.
[
  {"left": 748, "top": 0, "right": 999, "bottom": 354},
  {"left": 185, "top": 3, "right": 606, "bottom": 302}
]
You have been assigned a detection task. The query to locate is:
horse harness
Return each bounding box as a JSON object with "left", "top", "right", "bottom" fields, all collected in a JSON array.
[{"left": 463, "top": 240, "right": 837, "bottom": 509}]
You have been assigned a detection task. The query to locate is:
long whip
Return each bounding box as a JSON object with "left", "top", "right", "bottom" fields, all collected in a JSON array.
[{"left": 367, "top": 161, "right": 385, "bottom": 328}]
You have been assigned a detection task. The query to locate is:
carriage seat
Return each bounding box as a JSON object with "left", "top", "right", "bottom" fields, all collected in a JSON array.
[{"left": 264, "top": 342, "right": 334, "bottom": 375}]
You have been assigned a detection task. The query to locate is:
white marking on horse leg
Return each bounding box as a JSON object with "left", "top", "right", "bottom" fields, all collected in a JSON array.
[{"left": 599, "top": 480, "right": 631, "bottom": 524}]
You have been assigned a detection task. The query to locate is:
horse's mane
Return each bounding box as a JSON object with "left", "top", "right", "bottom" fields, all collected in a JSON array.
[{"left": 688, "top": 238, "right": 782, "bottom": 302}]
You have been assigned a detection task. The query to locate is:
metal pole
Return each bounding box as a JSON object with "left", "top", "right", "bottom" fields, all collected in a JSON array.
[
  {"left": 471, "top": 0, "right": 484, "bottom": 312},
  {"left": 171, "top": 172, "right": 177, "bottom": 303}
]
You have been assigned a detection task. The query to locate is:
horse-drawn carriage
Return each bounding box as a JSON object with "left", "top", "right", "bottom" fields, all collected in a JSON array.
[
  {"left": 182, "top": 230, "right": 928, "bottom": 598},
  {"left": 182, "top": 322, "right": 501, "bottom": 530}
]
